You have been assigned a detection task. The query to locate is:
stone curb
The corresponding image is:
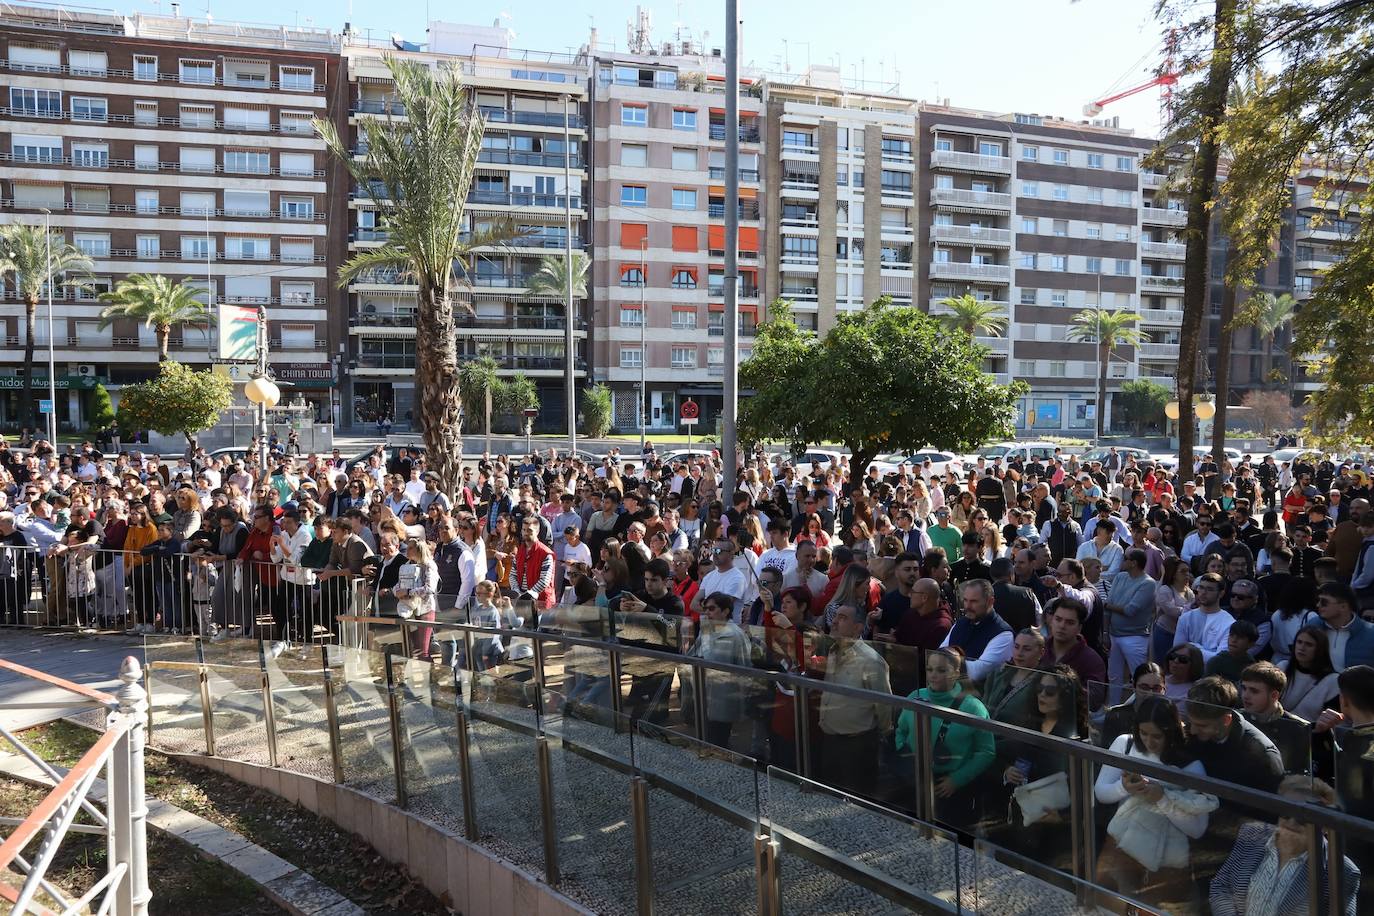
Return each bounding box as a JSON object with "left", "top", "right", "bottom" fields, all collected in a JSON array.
[{"left": 0, "top": 750, "right": 365, "bottom": 916}]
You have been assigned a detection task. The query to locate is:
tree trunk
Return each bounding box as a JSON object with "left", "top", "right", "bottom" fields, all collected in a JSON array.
[
  {"left": 21, "top": 299, "right": 36, "bottom": 433},
  {"left": 484, "top": 384, "right": 492, "bottom": 455},
  {"left": 1096, "top": 342, "right": 1108, "bottom": 441},
  {"left": 1177, "top": 0, "right": 1237, "bottom": 468},
  {"left": 157, "top": 324, "right": 170, "bottom": 362},
  {"left": 1211, "top": 275, "right": 1238, "bottom": 461},
  {"left": 415, "top": 285, "right": 465, "bottom": 496}
]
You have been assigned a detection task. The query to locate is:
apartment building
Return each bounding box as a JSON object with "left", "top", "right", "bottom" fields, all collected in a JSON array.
[
  {"left": 764, "top": 69, "right": 919, "bottom": 334},
  {"left": 587, "top": 48, "right": 765, "bottom": 431},
  {"left": 913, "top": 105, "right": 1179, "bottom": 433},
  {"left": 0, "top": 4, "right": 344, "bottom": 428},
  {"left": 1286, "top": 163, "right": 1358, "bottom": 404},
  {"left": 342, "top": 24, "right": 588, "bottom": 431}
]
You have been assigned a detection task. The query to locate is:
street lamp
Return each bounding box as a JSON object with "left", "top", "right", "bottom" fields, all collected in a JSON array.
[{"left": 243, "top": 306, "right": 278, "bottom": 473}]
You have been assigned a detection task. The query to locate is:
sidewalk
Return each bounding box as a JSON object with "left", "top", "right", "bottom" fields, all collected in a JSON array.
[{"left": 0, "top": 631, "right": 142, "bottom": 731}]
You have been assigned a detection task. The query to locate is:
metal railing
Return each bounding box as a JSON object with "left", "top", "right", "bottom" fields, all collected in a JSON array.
[
  {"left": 0, "top": 656, "right": 150, "bottom": 916},
  {"left": 135, "top": 599, "right": 1369, "bottom": 916}
]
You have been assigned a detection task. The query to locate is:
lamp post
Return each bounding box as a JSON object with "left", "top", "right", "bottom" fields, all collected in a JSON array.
[
  {"left": 43, "top": 209, "right": 57, "bottom": 445},
  {"left": 721, "top": 0, "right": 741, "bottom": 497},
  {"left": 243, "top": 306, "right": 279, "bottom": 475},
  {"left": 561, "top": 93, "right": 577, "bottom": 454},
  {"left": 639, "top": 237, "right": 647, "bottom": 454}
]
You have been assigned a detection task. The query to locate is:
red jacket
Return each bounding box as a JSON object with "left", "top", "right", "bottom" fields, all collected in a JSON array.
[
  {"left": 514, "top": 538, "right": 556, "bottom": 608},
  {"left": 240, "top": 525, "right": 280, "bottom": 587}
]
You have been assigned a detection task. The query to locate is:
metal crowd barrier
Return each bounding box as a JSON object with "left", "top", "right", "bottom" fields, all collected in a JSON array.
[{"left": 140, "top": 605, "right": 1372, "bottom": 916}]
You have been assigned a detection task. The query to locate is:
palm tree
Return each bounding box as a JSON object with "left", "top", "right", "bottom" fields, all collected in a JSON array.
[
  {"left": 1241, "top": 290, "right": 1297, "bottom": 392},
  {"left": 316, "top": 56, "right": 518, "bottom": 494},
  {"left": 458, "top": 356, "right": 502, "bottom": 455},
  {"left": 1067, "top": 308, "right": 1148, "bottom": 441},
  {"left": 0, "top": 224, "right": 93, "bottom": 434},
  {"left": 524, "top": 251, "right": 589, "bottom": 301},
  {"left": 936, "top": 293, "right": 1008, "bottom": 338},
  {"left": 96, "top": 274, "right": 213, "bottom": 362}
]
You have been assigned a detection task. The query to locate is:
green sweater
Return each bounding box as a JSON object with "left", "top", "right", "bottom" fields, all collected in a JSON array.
[{"left": 894, "top": 684, "right": 996, "bottom": 789}]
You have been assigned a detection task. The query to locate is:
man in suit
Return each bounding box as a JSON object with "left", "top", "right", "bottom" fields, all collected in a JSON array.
[{"left": 990, "top": 556, "right": 1041, "bottom": 633}]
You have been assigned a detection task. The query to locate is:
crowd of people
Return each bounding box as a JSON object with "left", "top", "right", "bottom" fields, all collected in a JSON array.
[{"left": 1, "top": 435, "right": 1372, "bottom": 913}]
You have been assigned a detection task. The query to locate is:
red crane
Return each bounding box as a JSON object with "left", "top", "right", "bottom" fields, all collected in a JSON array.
[{"left": 1083, "top": 30, "right": 1180, "bottom": 119}]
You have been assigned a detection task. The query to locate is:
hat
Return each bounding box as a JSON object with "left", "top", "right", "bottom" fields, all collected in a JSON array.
[{"left": 423, "top": 471, "right": 440, "bottom": 481}]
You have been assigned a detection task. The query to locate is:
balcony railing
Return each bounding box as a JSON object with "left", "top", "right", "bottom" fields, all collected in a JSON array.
[
  {"left": 707, "top": 167, "right": 760, "bottom": 182},
  {"left": 477, "top": 150, "right": 583, "bottom": 169},
  {"left": 930, "top": 225, "right": 1011, "bottom": 245},
  {"left": 477, "top": 106, "right": 585, "bottom": 129},
  {"left": 707, "top": 204, "right": 761, "bottom": 220},
  {"left": 0, "top": 150, "right": 324, "bottom": 178},
  {"left": 1140, "top": 274, "right": 1185, "bottom": 290},
  {"left": 1141, "top": 241, "right": 1186, "bottom": 258},
  {"left": 928, "top": 261, "right": 1012, "bottom": 281},
  {"left": 1141, "top": 207, "right": 1188, "bottom": 226},
  {"left": 929, "top": 150, "right": 1013, "bottom": 173},
  {"left": 1138, "top": 342, "right": 1181, "bottom": 358},
  {"left": 352, "top": 98, "right": 407, "bottom": 116},
  {"left": 708, "top": 124, "right": 761, "bottom": 143},
  {"left": 0, "top": 56, "right": 326, "bottom": 91},
  {"left": 468, "top": 190, "right": 582, "bottom": 209},
  {"left": 929, "top": 187, "right": 1012, "bottom": 210},
  {"left": 0, "top": 198, "right": 326, "bottom": 221}
]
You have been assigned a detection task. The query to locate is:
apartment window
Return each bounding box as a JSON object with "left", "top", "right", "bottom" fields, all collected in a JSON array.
[
  {"left": 136, "top": 235, "right": 160, "bottom": 259},
  {"left": 73, "top": 232, "right": 110, "bottom": 257},
  {"left": 225, "top": 150, "right": 270, "bottom": 174},
  {"left": 1050, "top": 255, "right": 1067, "bottom": 272},
  {"left": 69, "top": 50, "right": 107, "bottom": 76},
  {"left": 280, "top": 111, "right": 313, "bottom": 134},
  {"left": 279, "top": 65, "right": 315, "bottom": 91},
  {"left": 619, "top": 306, "right": 643, "bottom": 327},
  {"left": 1021, "top": 145, "right": 1039, "bottom": 161},
  {"left": 619, "top": 347, "right": 643, "bottom": 368},
  {"left": 1052, "top": 219, "right": 1068, "bottom": 237},
  {"left": 1022, "top": 181, "right": 1039, "bottom": 198},
  {"left": 179, "top": 104, "right": 215, "bottom": 129},
  {"left": 620, "top": 143, "right": 648, "bottom": 167},
  {"left": 225, "top": 236, "right": 269, "bottom": 260},
  {"left": 134, "top": 145, "right": 158, "bottom": 171},
  {"left": 1019, "top": 217, "right": 1037, "bottom": 234},
  {"left": 134, "top": 100, "right": 158, "bottom": 126},
  {"left": 783, "top": 130, "right": 815, "bottom": 149},
  {"left": 672, "top": 188, "right": 697, "bottom": 210},
  {"left": 1115, "top": 258, "right": 1132, "bottom": 276},
  {"left": 71, "top": 142, "right": 108, "bottom": 168},
  {"left": 279, "top": 152, "right": 314, "bottom": 177},
  {"left": 882, "top": 137, "right": 912, "bottom": 159},
  {"left": 671, "top": 269, "right": 697, "bottom": 289},
  {"left": 1049, "top": 361, "right": 1067, "bottom": 377},
  {"left": 281, "top": 282, "right": 315, "bottom": 304},
  {"left": 1116, "top": 155, "right": 1134, "bottom": 171},
  {"left": 671, "top": 307, "right": 697, "bottom": 329},
  {"left": 182, "top": 236, "right": 211, "bottom": 260},
  {"left": 620, "top": 103, "right": 647, "bottom": 127},
  {"left": 1053, "top": 184, "right": 1069, "bottom": 201},
  {"left": 1087, "top": 187, "right": 1103, "bottom": 203},
  {"left": 7, "top": 45, "right": 60, "bottom": 73},
  {"left": 783, "top": 237, "right": 819, "bottom": 262},
  {"left": 707, "top": 348, "right": 724, "bottom": 367},
  {"left": 179, "top": 147, "right": 215, "bottom": 173},
  {"left": 978, "top": 140, "right": 1003, "bottom": 156},
  {"left": 1115, "top": 229, "right": 1131, "bottom": 241},
  {"left": 179, "top": 59, "right": 215, "bottom": 85},
  {"left": 136, "top": 190, "right": 159, "bottom": 214},
  {"left": 70, "top": 96, "right": 107, "bottom": 122},
  {"left": 1018, "top": 360, "right": 1036, "bottom": 376},
  {"left": 1019, "top": 253, "right": 1037, "bottom": 268},
  {"left": 1087, "top": 153, "right": 1104, "bottom": 169},
  {"left": 671, "top": 347, "right": 697, "bottom": 368},
  {"left": 1085, "top": 224, "right": 1102, "bottom": 239},
  {"left": 934, "top": 138, "right": 953, "bottom": 151},
  {"left": 880, "top": 170, "right": 912, "bottom": 193},
  {"left": 1117, "top": 190, "right": 1134, "bottom": 205},
  {"left": 672, "top": 108, "right": 696, "bottom": 130},
  {"left": 10, "top": 87, "right": 62, "bottom": 117},
  {"left": 10, "top": 134, "right": 61, "bottom": 163},
  {"left": 620, "top": 266, "right": 645, "bottom": 287},
  {"left": 281, "top": 198, "right": 314, "bottom": 220},
  {"left": 279, "top": 239, "right": 314, "bottom": 262},
  {"left": 1053, "top": 149, "right": 1069, "bottom": 165},
  {"left": 620, "top": 223, "right": 648, "bottom": 250},
  {"left": 1020, "top": 288, "right": 1038, "bottom": 305},
  {"left": 180, "top": 191, "right": 215, "bottom": 216},
  {"left": 134, "top": 55, "right": 157, "bottom": 81},
  {"left": 1051, "top": 290, "right": 1068, "bottom": 307},
  {"left": 672, "top": 147, "right": 697, "bottom": 170},
  {"left": 1086, "top": 257, "right": 1102, "bottom": 274}
]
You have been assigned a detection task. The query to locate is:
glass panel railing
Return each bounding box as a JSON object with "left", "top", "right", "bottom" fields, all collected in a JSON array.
[
  {"left": 263, "top": 642, "right": 334, "bottom": 781},
  {"left": 394, "top": 654, "right": 465, "bottom": 835},
  {"left": 200, "top": 636, "right": 269, "bottom": 765},
  {"left": 971, "top": 839, "right": 1155, "bottom": 916},
  {"left": 633, "top": 720, "right": 760, "bottom": 914},
  {"left": 615, "top": 608, "right": 687, "bottom": 732},
  {"left": 328, "top": 644, "right": 397, "bottom": 798},
  {"left": 767, "top": 766, "right": 965, "bottom": 913},
  {"left": 142, "top": 634, "right": 207, "bottom": 754}
]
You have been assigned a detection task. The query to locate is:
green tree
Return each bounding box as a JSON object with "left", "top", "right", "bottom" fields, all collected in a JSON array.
[
  {"left": 87, "top": 383, "right": 115, "bottom": 434},
  {"left": 317, "top": 56, "right": 518, "bottom": 494},
  {"left": 524, "top": 251, "right": 589, "bottom": 300},
  {"left": 740, "top": 298, "right": 1025, "bottom": 476},
  {"left": 1067, "top": 309, "right": 1147, "bottom": 441},
  {"left": 582, "top": 384, "right": 613, "bottom": 438},
  {"left": 1116, "top": 379, "right": 1171, "bottom": 436},
  {"left": 96, "top": 274, "right": 213, "bottom": 362},
  {"left": 459, "top": 357, "right": 502, "bottom": 451},
  {"left": 0, "top": 223, "right": 93, "bottom": 433},
  {"left": 501, "top": 374, "right": 540, "bottom": 433},
  {"left": 116, "top": 362, "right": 232, "bottom": 441},
  {"left": 1234, "top": 290, "right": 1296, "bottom": 393},
  {"left": 935, "top": 294, "right": 1009, "bottom": 338}
]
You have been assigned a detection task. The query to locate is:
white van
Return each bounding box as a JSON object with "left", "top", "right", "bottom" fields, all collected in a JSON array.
[{"left": 977, "top": 441, "right": 1063, "bottom": 464}]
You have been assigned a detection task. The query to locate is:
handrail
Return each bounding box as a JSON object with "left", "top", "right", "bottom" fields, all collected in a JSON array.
[{"left": 0, "top": 659, "right": 115, "bottom": 706}]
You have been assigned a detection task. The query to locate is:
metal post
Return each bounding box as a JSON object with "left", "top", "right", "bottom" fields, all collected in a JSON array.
[
  {"left": 754, "top": 833, "right": 780, "bottom": 916},
  {"left": 383, "top": 653, "right": 408, "bottom": 808},
  {"left": 1068, "top": 755, "right": 1096, "bottom": 882},
  {"left": 1306, "top": 823, "right": 1323, "bottom": 916},
  {"left": 319, "top": 645, "right": 345, "bottom": 784},
  {"left": 608, "top": 650, "right": 625, "bottom": 723},
  {"left": 561, "top": 92, "right": 577, "bottom": 454},
  {"left": 631, "top": 775, "right": 654, "bottom": 916},
  {"left": 536, "top": 735, "right": 560, "bottom": 886},
  {"left": 256, "top": 306, "right": 270, "bottom": 475},
  {"left": 205, "top": 207, "right": 214, "bottom": 362},
  {"left": 455, "top": 703, "right": 479, "bottom": 842},
  {"left": 691, "top": 663, "right": 708, "bottom": 744},
  {"left": 720, "top": 0, "right": 741, "bottom": 498},
  {"left": 195, "top": 638, "right": 215, "bottom": 757},
  {"left": 913, "top": 710, "right": 935, "bottom": 825},
  {"left": 639, "top": 238, "right": 647, "bottom": 452},
  {"left": 793, "top": 683, "right": 811, "bottom": 779},
  {"left": 44, "top": 209, "right": 57, "bottom": 445},
  {"left": 110, "top": 656, "right": 151, "bottom": 916},
  {"left": 1326, "top": 825, "right": 1345, "bottom": 916},
  {"left": 258, "top": 640, "right": 279, "bottom": 769},
  {"left": 531, "top": 635, "right": 548, "bottom": 717}
]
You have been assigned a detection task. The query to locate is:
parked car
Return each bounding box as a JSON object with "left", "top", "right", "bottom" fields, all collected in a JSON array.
[
  {"left": 794, "top": 449, "right": 848, "bottom": 471},
  {"left": 1077, "top": 446, "right": 1157, "bottom": 467},
  {"left": 978, "top": 441, "right": 1062, "bottom": 464},
  {"left": 871, "top": 450, "right": 966, "bottom": 479},
  {"left": 658, "top": 448, "right": 717, "bottom": 466}
]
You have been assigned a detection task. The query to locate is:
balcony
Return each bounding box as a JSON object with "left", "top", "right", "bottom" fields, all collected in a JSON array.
[
  {"left": 0, "top": 150, "right": 324, "bottom": 178},
  {"left": 1141, "top": 207, "right": 1188, "bottom": 226},
  {"left": 463, "top": 273, "right": 536, "bottom": 289},
  {"left": 928, "top": 261, "right": 1012, "bottom": 282},
  {"left": 975, "top": 335, "right": 1010, "bottom": 355},
  {"left": 1138, "top": 307, "right": 1183, "bottom": 325},
  {"left": 477, "top": 106, "right": 585, "bottom": 129},
  {"left": 929, "top": 225, "right": 1011, "bottom": 246},
  {"left": 928, "top": 297, "right": 1010, "bottom": 316},
  {"left": 879, "top": 185, "right": 916, "bottom": 202},
  {"left": 352, "top": 98, "right": 406, "bottom": 116},
  {"left": 780, "top": 143, "right": 819, "bottom": 158},
  {"left": 1140, "top": 274, "right": 1185, "bottom": 291},
  {"left": 468, "top": 190, "right": 581, "bottom": 210},
  {"left": 1295, "top": 255, "right": 1340, "bottom": 273},
  {"left": 708, "top": 204, "right": 761, "bottom": 220},
  {"left": 929, "top": 150, "right": 1013, "bottom": 174},
  {"left": 477, "top": 150, "right": 583, "bottom": 169},
  {"left": 0, "top": 198, "right": 326, "bottom": 222},
  {"left": 708, "top": 124, "right": 761, "bottom": 143},
  {"left": 350, "top": 229, "right": 391, "bottom": 244},
  {"left": 1141, "top": 241, "right": 1186, "bottom": 259},
  {"left": 780, "top": 214, "right": 819, "bottom": 228},
  {"left": 1141, "top": 171, "right": 1166, "bottom": 189},
  {"left": 781, "top": 287, "right": 818, "bottom": 303},
  {"left": 780, "top": 178, "right": 821, "bottom": 194},
  {"left": 1138, "top": 342, "right": 1181, "bottom": 359},
  {"left": 707, "top": 167, "right": 760, "bottom": 182},
  {"left": 929, "top": 187, "right": 1012, "bottom": 211}
]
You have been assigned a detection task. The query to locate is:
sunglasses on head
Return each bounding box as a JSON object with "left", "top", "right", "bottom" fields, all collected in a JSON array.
[{"left": 1038, "top": 683, "right": 1062, "bottom": 696}]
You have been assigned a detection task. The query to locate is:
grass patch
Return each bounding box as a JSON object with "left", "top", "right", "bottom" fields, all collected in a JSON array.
[{"left": 16, "top": 720, "right": 453, "bottom": 915}]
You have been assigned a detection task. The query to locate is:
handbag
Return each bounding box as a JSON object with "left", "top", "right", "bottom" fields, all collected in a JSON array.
[{"left": 1012, "top": 771, "right": 1070, "bottom": 826}]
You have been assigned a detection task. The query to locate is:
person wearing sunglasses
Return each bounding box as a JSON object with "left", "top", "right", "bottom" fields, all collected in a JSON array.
[{"left": 1180, "top": 515, "right": 1219, "bottom": 570}]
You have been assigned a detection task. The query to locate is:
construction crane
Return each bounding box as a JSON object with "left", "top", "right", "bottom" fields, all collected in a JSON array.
[{"left": 1083, "top": 29, "right": 1179, "bottom": 119}]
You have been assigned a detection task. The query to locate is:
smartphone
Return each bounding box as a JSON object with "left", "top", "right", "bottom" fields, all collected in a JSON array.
[{"left": 1013, "top": 758, "right": 1033, "bottom": 780}]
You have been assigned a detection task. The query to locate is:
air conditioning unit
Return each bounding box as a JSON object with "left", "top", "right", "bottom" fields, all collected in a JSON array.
[{"left": 76, "top": 364, "right": 97, "bottom": 377}]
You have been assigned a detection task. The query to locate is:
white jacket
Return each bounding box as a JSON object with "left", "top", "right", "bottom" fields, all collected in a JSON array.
[{"left": 1095, "top": 733, "right": 1218, "bottom": 871}]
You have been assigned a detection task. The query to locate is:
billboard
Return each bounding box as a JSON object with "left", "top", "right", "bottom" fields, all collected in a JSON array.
[{"left": 218, "top": 305, "right": 259, "bottom": 361}]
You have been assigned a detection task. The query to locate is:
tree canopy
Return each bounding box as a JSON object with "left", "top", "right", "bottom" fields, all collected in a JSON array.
[
  {"left": 116, "top": 362, "right": 233, "bottom": 440},
  {"left": 1117, "top": 379, "right": 1171, "bottom": 436},
  {"left": 740, "top": 298, "right": 1026, "bottom": 475}
]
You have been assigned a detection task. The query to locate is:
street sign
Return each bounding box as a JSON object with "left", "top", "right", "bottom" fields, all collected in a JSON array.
[
  {"left": 523, "top": 407, "right": 539, "bottom": 418},
  {"left": 680, "top": 417, "right": 699, "bottom": 427},
  {"left": 38, "top": 399, "right": 53, "bottom": 414},
  {"left": 680, "top": 400, "right": 700, "bottom": 420}
]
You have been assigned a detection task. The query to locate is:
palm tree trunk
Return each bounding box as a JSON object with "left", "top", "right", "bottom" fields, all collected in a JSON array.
[
  {"left": 1211, "top": 276, "right": 1237, "bottom": 461},
  {"left": 157, "top": 325, "right": 171, "bottom": 362},
  {"left": 1097, "top": 342, "right": 1108, "bottom": 441},
  {"left": 415, "top": 285, "right": 465, "bottom": 495},
  {"left": 21, "top": 299, "right": 37, "bottom": 433},
  {"left": 484, "top": 385, "right": 492, "bottom": 454}
]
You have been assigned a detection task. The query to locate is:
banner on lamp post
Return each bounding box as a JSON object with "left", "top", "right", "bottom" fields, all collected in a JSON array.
[{"left": 218, "top": 305, "right": 259, "bottom": 361}]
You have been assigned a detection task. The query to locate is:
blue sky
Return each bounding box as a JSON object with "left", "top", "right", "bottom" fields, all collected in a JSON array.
[{"left": 160, "top": 0, "right": 1170, "bottom": 136}]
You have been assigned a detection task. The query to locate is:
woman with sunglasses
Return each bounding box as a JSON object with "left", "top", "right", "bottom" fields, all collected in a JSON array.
[
  {"left": 1099, "top": 662, "right": 1167, "bottom": 748},
  {"left": 1154, "top": 556, "right": 1194, "bottom": 664},
  {"left": 685, "top": 592, "right": 751, "bottom": 750},
  {"left": 1163, "top": 644, "right": 1205, "bottom": 701}
]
